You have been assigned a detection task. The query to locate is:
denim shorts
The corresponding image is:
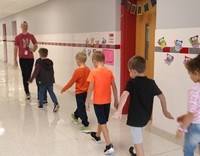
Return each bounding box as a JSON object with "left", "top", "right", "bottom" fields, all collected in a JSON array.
[
  {"left": 129, "top": 126, "right": 144, "bottom": 144},
  {"left": 94, "top": 104, "right": 110, "bottom": 124},
  {"left": 184, "top": 123, "right": 200, "bottom": 156}
]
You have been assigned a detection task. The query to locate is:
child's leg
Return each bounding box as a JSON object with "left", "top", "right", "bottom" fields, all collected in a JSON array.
[
  {"left": 96, "top": 124, "right": 102, "bottom": 137},
  {"left": 75, "top": 92, "right": 89, "bottom": 126},
  {"left": 39, "top": 85, "right": 45, "bottom": 107},
  {"left": 37, "top": 85, "right": 39, "bottom": 101},
  {"left": 183, "top": 124, "right": 199, "bottom": 156},
  {"left": 134, "top": 143, "right": 144, "bottom": 156},
  {"left": 130, "top": 126, "right": 145, "bottom": 156},
  {"left": 47, "top": 84, "right": 58, "bottom": 105},
  {"left": 44, "top": 89, "right": 47, "bottom": 102},
  {"left": 100, "top": 124, "right": 111, "bottom": 145}
]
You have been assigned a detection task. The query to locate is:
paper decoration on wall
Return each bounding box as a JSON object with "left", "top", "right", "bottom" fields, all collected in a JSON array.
[
  {"left": 83, "top": 48, "right": 86, "bottom": 53},
  {"left": 164, "top": 53, "right": 174, "bottom": 65},
  {"left": 87, "top": 49, "right": 91, "bottom": 56},
  {"left": 102, "top": 38, "right": 107, "bottom": 48},
  {"left": 121, "top": 0, "right": 156, "bottom": 15},
  {"left": 121, "top": 0, "right": 127, "bottom": 5},
  {"left": 130, "top": 4, "right": 136, "bottom": 14},
  {"left": 90, "top": 38, "right": 95, "bottom": 47},
  {"left": 95, "top": 40, "right": 99, "bottom": 48},
  {"left": 157, "top": 37, "right": 167, "bottom": 49},
  {"left": 144, "top": 3, "right": 149, "bottom": 12},
  {"left": 125, "top": 1, "right": 131, "bottom": 11},
  {"left": 137, "top": 5, "right": 142, "bottom": 15},
  {"left": 151, "top": 0, "right": 157, "bottom": 7},
  {"left": 85, "top": 38, "right": 89, "bottom": 47},
  {"left": 183, "top": 56, "right": 192, "bottom": 68},
  {"left": 93, "top": 49, "right": 96, "bottom": 53},
  {"left": 189, "top": 35, "right": 200, "bottom": 48},
  {"left": 174, "top": 40, "right": 183, "bottom": 52},
  {"left": 102, "top": 49, "right": 114, "bottom": 65}
]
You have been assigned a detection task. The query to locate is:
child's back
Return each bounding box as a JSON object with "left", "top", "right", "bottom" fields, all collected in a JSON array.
[{"left": 125, "top": 76, "right": 162, "bottom": 127}]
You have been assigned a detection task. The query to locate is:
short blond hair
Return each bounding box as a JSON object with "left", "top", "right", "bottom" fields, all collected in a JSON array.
[
  {"left": 75, "top": 51, "right": 87, "bottom": 63},
  {"left": 92, "top": 51, "right": 105, "bottom": 62},
  {"left": 21, "top": 21, "right": 28, "bottom": 26}
]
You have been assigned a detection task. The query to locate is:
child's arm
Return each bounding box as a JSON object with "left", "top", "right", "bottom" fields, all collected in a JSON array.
[
  {"left": 61, "top": 71, "right": 78, "bottom": 94},
  {"left": 157, "top": 93, "right": 174, "bottom": 119},
  {"left": 85, "top": 82, "right": 94, "bottom": 111},
  {"left": 112, "top": 91, "right": 129, "bottom": 119},
  {"left": 27, "top": 63, "right": 41, "bottom": 83},
  {"left": 111, "top": 80, "right": 119, "bottom": 109},
  {"left": 176, "top": 112, "right": 195, "bottom": 139},
  {"left": 177, "top": 114, "right": 186, "bottom": 123}
]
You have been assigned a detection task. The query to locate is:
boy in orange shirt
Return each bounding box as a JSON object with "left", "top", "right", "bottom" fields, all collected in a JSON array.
[
  {"left": 61, "top": 51, "right": 90, "bottom": 133},
  {"left": 86, "top": 51, "right": 118, "bottom": 155}
]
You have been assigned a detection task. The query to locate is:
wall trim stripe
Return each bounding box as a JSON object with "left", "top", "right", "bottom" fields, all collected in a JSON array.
[
  {"left": 155, "top": 46, "right": 199, "bottom": 54},
  {"left": 0, "top": 40, "right": 120, "bottom": 50}
]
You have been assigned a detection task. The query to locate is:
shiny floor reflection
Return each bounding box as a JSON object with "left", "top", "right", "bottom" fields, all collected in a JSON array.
[{"left": 0, "top": 61, "right": 196, "bottom": 156}]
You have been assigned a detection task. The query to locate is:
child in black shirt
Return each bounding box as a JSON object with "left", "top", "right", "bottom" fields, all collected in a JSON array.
[{"left": 112, "top": 56, "right": 174, "bottom": 156}]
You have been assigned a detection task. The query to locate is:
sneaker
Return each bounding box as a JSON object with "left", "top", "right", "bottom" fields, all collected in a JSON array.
[
  {"left": 90, "top": 132, "right": 102, "bottom": 144},
  {"left": 80, "top": 126, "right": 91, "bottom": 133},
  {"left": 104, "top": 144, "right": 114, "bottom": 155},
  {"left": 71, "top": 113, "right": 78, "bottom": 125},
  {"left": 43, "top": 101, "right": 48, "bottom": 104},
  {"left": 129, "top": 146, "right": 136, "bottom": 156},
  {"left": 38, "top": 105, "right": 44, "bottom": 109},
  {"left": 26, "top": 93, "right": 31, "bottom": 100},
  {"left": 53, "top": 104, "right": 60, "bottom": 112}
]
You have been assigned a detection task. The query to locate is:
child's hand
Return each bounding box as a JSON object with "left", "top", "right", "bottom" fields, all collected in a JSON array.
[
  {"left": 114, "top": 101, "right": 119, "bottom": 110},
  {"left": 177, "top": 115, "right": 185, "bottom": 123},
  {"left": 112, "top": 111, "right": 122, "bottom": 119},
  {"left": 163, "top": 111, "right": 174, "bottom": 119},
  {"left": 86, "top": 102, "right": 90, "bottom": 111},
  {"left": 60, "top": 91, "right": 63, "bottom": 94},
  {"left": 176, "top": 129, "right": 184, "bottom": 139}
]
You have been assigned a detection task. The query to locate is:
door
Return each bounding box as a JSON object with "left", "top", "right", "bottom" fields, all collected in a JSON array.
[
  {"left": 2, "top": 24, "right": 7, "bottom": 62},
  {"left": 120, "top": 0, "right": 156, "bottom": 114},
  {"left": 136, "top": 1, "right": 156, "bottom": 79}
]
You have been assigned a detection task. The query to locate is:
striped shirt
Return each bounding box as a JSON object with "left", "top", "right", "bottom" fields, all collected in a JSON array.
[{"left": 188, "top": 82, "right": 200, "bottom": 123}]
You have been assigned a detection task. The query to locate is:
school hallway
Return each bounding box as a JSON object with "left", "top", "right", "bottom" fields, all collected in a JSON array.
[{"left": 0, "top": 61, "right": 196, "bottom": 156}]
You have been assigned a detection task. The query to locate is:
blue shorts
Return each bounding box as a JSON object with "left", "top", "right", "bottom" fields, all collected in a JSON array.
[
  {"left": 94, "top": 104, "right": 110, "bottom": 124},
  {"left": 129, "top": 126, "right": 144, "bottom": 144}
]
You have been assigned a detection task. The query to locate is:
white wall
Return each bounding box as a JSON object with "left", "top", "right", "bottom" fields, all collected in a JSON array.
[
  {"left": 0, "top": 0, "right": 121, "bottom": 106},
  {"left": 156, "top": 0, "right": 200, "bottom": 29},
  {"left": 153, "top": 0, "right": 200, "bottom": 134}
]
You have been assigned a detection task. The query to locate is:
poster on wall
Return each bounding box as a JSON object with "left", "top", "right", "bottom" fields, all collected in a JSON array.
[
  {"left": 144, "top": 3, "right": 149, "bottom": 12},
  {"left": 137, "top": 5, "right": 142, "bottom": 15},
  {"left": 174, "top": 40, "right": 183, "bottom": 52},
  {"left": 157, "top": 37, "right": 167, "bottom": 49},
  {"left": 102, "top": 49, "right": 114, "bottom": 66},
  {"left": 130, "top": 4, "right": 136, "bottom": 14},
  {"left": 183, "top": 56, "right": 192, "bottom": 68},
  {"left": 164, "top": 53, "right": 174, "bottom": 65},
  {"left": 189, "top": 35, "right": 200, "bottom": 48}
]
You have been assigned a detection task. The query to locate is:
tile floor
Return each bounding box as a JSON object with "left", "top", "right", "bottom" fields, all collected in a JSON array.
[{"left": 0, "top": 61, "right": 198, "bottom": 156}]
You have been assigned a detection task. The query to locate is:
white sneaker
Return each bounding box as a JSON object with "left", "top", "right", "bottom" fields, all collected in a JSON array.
[{"left": 104, "top": 144, "right": 114, "bottom": 155}]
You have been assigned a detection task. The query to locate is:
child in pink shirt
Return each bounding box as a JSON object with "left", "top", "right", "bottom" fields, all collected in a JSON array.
[{"left": 176, "top": 54, "right": 200, "bottom": 156}]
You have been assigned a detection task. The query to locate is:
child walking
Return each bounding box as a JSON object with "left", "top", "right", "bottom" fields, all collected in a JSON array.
[
  {"left": 112, "top": 55, "right": 174, "bottom": 156},
  {"left": 176, "top": 54, "right": 200, "bottom": 156},
  {"left": 28, "top": 48, "right": 59, "bottom": 112},
  {"left": 86, "top": 51, "right": 118, "bottom": 155},
  {"left": 35, "top": 57, "right": 48, "bottom": 104},
  {"left": 61, "top": 51, "right": 90, "bottom": 133}
]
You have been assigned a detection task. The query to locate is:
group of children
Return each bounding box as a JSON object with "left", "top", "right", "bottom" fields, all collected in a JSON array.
[{"left": 28, "top": 47, "right": 200, "bottom": 156}]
